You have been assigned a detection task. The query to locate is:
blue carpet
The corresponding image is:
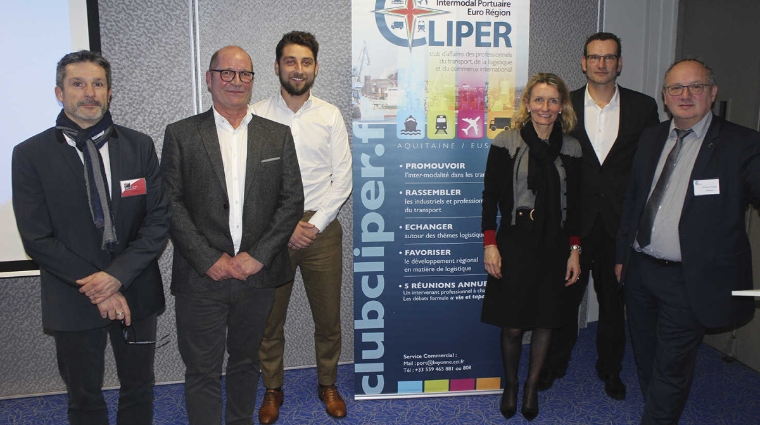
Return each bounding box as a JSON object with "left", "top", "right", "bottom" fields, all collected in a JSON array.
[{"left": 2, "top": 322, "right": 759, "bottom": 424}]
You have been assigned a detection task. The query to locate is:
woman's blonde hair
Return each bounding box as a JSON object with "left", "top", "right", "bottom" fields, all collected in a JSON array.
[{"left": 514, "top": 72, "right": 576, "bottom": 134}]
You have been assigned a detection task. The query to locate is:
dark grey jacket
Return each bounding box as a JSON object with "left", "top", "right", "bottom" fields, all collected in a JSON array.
[{"left": 161, "top": 108, "right": 303, "bottom": 293}]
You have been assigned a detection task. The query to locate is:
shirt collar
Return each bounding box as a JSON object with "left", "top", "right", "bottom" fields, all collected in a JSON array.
[
  {"left": 275, "top": 90, "right": 313, "bottom": 114},
  {"left": 212, "top": 106, "right": 252, "bottom": 130},
  {"left": 584, "top": 84, "right": 619, "bottom": 108},
  {"left": 669, "top": 111, "right": 713, "bottom": 139}
]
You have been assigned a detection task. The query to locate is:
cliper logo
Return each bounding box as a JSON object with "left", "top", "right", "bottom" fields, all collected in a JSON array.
[
  {"left": 373, "top": 0, "right": 513, "bottom": 50},
  {"left": 373, "top": 0, "right": 449, "bottom": 49}
]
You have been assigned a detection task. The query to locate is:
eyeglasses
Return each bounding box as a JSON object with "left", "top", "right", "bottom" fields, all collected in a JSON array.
[
  {"left": 121, "top": 320, "right": 170, "bottom": 347},
  {"left": 664, "top": 83, "right": 710, "bottom": 96},
  {"left": 586, "top": 54, "right": 619, "bottom": 63},
  {"left": 209, "top": 69, "right": 254, "bottom": 83}
]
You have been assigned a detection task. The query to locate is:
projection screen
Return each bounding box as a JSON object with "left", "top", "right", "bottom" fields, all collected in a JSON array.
[{"left": 0, "top": 0, "right": 97, "bottom": 277}]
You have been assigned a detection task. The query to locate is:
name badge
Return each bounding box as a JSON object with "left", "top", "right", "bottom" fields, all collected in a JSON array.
[
  {"left": 121, "top": 178, "right": 147, "bottom": 197},
  {"left": 693, "top": 179, "right": 719, "bottom": 196}
]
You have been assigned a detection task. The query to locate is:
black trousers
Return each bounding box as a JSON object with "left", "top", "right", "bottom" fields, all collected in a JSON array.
[
  {"left": 52, "top": 313, "right": 157, "bottom": 425},
  {"left": 176, "top": 282, "right": 275, "bottom": 425},
  {"left": 625, "top": 252, "right": 705, "bottom": 424},
  {"left": 545, "top": 219, "right": 626, "bottom": 376}
]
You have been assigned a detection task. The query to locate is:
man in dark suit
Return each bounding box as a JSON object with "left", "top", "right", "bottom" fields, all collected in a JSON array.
[
  {"left": 616, "top": 58, "right": 760, "bottom": 424},
  {"left": 161, "top": 45, "right": 303, "bottom": 425},
  {"left": 12, "top": 50, "right": 170, "bottom": 425},
  {"left": 540, "top": 32, "right": 659, "bottom": 399}
]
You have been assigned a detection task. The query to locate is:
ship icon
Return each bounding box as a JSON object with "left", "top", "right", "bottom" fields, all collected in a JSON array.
[{"left": 400, "top": 115, "right": 421, "bottom": 135}]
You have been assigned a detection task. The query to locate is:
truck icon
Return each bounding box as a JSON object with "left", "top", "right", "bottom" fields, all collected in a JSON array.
[
  {"left": 391, "top": 21, "right": 404, "bottom": 30},
  {"left": 489, "top": 117, "right": 512, "bottom": 131}
]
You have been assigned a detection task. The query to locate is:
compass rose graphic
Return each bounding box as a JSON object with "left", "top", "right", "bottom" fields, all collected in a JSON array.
[{"left": 374, "top": 0, "right": 448, "bottom": 49}]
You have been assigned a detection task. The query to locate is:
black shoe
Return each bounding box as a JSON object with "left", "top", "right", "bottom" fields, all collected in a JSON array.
[
  {"left": 537, "top": 368, "right": 565, "bottom": 391},
  {"left": 499, "top": 383, "right": 518, "bottom": 419},
  {"left": 521, "top": 383, "right": 539, "bottom": 421},
  {"left": 598, "top": 372, "right": 626, "bottom": 400}
]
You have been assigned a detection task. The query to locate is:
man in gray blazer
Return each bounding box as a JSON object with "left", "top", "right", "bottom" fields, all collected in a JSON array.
[{"left": 161, "top": 45, "right": 303, "bottom": 425}]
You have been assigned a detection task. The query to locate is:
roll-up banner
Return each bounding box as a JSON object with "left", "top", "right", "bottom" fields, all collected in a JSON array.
[{"left": 352, "top": 0, "right": 531, "bottom": 399}]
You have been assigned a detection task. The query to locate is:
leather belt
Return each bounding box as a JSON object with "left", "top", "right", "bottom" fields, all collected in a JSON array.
[
  {"left": 516, "top": 208, "right": 534, "bottom": 221},
  {"left": 638, "top": 251, "right": 681, "bottom": 267}
]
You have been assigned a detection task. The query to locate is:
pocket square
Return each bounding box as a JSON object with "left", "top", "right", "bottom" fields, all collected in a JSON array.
[{"left": 261, "top": 157, "right": 281, "bottom": 163}]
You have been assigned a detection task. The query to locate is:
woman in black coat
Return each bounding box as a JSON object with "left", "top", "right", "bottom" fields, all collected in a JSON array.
[{"left": 481, "top": 73, "right": 582, "bottom": 421}]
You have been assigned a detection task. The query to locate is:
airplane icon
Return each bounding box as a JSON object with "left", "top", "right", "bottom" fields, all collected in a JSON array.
[{"left": 461, "top": 116, "right": 481, "bottom": 136}]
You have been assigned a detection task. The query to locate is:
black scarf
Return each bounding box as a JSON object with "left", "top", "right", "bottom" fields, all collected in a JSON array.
[
  {"left": 56, "top": 110, "right": 118, "bottom": 251},
  {"left": 520, "top": 122, "right": 564, "bottom": 246}
]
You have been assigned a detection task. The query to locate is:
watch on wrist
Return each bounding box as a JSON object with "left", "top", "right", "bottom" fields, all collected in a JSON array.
[{"left": 570, "top": 244, "right": 582, "bottom": 254}]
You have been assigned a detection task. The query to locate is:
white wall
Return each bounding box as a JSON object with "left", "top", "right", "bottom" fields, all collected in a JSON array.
[{"left": 606, "top": 0, "right": 679, "bottom": 118}]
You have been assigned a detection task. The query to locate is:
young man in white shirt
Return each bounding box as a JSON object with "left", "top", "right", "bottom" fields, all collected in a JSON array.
[{"left": 253, "top": 31, "right": 353, "bottom": 424}]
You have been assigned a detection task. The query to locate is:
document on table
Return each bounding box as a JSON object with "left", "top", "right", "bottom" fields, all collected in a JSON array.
[{"left": 732, "top": 290, "right": 760, "bottom": 297}]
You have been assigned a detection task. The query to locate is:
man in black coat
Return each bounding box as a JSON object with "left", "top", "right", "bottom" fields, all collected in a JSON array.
[
  {"left": 12, "top": 51, "right": 170, "bottom": 425},
  {"left": 540, "top": 33, "right": 659, "bottom": 400},
  {"left": 616, "top": 58, "right": 760, "bottom": 424}
]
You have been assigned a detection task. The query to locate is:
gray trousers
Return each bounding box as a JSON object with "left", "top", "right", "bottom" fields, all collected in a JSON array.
[{"left": 176, "top": 282, "right": 275, "bottom": 425}]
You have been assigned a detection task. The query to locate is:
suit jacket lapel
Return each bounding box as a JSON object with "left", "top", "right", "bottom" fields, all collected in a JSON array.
[
  {"left": 643, "top": 123, "right": 672, "bottom": 194},
  {"left": 108, "top": 129, "right": 122, "bottom": 215},
  {"left": 244, "top": 117, "right": 263, "bottom": 196},
  {"left": 605, "top": 86, "right": 628, "bottom": 160},
  {"left": 682, "top": 115, "right": 721, "bottom": 213},
  {"left": 56, "top": 129, "right": 90, "bottom": 205},
  {"left": 199, "top": 109, "right": 229, "bottom": 200},
  {"left": 572, "top": 86, "right": 601, "bottom": 167}
]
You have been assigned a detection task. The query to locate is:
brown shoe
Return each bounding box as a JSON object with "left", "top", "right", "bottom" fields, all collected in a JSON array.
[
  {"left": 258, "top": 388, "right": 284, "bottom": 424},
  {"left": 318, "top": 384, "right": 347, "bottom": 418}
]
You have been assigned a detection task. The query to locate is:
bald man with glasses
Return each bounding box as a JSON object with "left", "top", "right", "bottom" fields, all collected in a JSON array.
[{"left": 161, "top": 45, "right": 303, "bottom": 425}]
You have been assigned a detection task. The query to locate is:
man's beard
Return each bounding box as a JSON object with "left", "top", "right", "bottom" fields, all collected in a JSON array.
[
  {"left": 280, "top": 74, "right": 314, "bottom": 96},
  {"left": 70, "top": 99, "right": 109, "bottom": 125}
]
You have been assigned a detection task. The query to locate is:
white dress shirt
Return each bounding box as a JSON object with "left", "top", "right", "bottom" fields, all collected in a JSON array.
[
  {"left": 251, "top": 93, "right": 352, "bottom": 232},
  {"left": 584, "top": 84, "right": 620, "bottom": 164},
  {"left": 213, "top": 107, "right": 252, "bottom": 254}
]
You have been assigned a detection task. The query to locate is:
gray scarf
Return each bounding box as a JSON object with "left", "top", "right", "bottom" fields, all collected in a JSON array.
[{"left": 56, "top": 110, "right": 118, "bottom": 251}]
